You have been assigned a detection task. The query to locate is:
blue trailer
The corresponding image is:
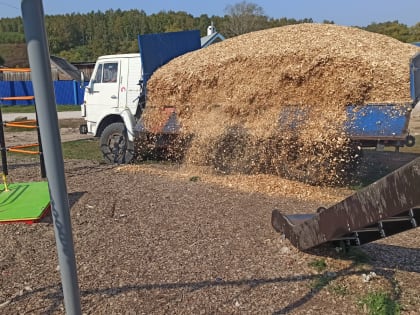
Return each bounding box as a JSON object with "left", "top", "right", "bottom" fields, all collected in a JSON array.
[
  {"left": 344, "top": 103, "right": 415, "bottom": 149},
  {"left": 278, "top": 53, "right": 420, "bottom": 150},
  {"left": 344, "top": 52, "right": 419, "bottom": 149}
]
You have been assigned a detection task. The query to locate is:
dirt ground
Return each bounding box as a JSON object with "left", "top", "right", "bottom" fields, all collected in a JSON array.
[{"left": 0, "top": 116, "right": 419, "bottom": 314}]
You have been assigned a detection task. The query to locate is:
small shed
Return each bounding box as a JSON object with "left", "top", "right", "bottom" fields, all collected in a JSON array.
[
  {"left": 50, "top": 55, "right": 81, "bottom": 81},
  {"left": 71, "top": 61, "right": 95, "bottom": 81}
]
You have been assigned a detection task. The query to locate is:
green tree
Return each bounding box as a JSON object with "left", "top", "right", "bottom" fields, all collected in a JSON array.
[
  {"left": 0, "top": 54, "right": 4, "bottom": 65},
  {"left": 364, "top": 21, "right": 411, "bottom": 42},
  {"left": 0, "top": 32, "right": 24, "bottom": 44},
  {"left": 223, "top": 1, "right": 268, "bottom": 37},
  {"left": 1, "top": 7, "right": 417, "bottom": 64},
  {"left": 266, "top": 17, "right": 313, "bottom": 28},
  {"left": 409, "top": 22, "right": 420, "bottom": 43},
  {"left": 196, "top": 14, "right": 212, "bottom": 36}
]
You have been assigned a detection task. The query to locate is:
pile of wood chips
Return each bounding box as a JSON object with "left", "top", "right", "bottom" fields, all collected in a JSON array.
[{"left": 141, "top": 23, "right": 420, "bottom": 186}]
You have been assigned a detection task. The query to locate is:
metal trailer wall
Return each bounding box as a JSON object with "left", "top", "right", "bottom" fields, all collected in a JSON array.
[
  {"left": 0, "top": 80, "right": 86, "bottom": 105},
  {"left": 138, "top": 30, "right": 201, "bottom": 87}
]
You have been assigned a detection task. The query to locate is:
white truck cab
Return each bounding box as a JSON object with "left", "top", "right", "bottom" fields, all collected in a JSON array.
[
  {"left": 80, "top": 53, "right": 142, "bottom": 163},
  {"left": 80, "top": 29, "right": 207, "bottom": 164}
]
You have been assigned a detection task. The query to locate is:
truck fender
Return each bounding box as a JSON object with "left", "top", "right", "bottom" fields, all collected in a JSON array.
[{"left": 120, "top": 109, "right": 136, "bottom": 142}]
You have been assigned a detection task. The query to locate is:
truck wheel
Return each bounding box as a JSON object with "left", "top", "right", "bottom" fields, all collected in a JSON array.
[
  {"left": 405, "top": 135, "right": 415, "bottom": 147},
  {"left": 100, "top": 122, "right": 134, "bottom": 164}
]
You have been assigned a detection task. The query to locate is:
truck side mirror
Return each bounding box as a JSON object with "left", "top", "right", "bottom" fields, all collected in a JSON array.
[
  {"left": 85, "top": 79, "right": 94, "bottom": 93},
  {"left": 80, "top": 71, "right": 85, "bottom": 88}
]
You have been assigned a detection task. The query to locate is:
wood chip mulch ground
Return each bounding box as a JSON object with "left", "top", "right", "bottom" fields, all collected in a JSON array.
[{"left": 0, "top": 158, "right": 419, "bottom": 314}]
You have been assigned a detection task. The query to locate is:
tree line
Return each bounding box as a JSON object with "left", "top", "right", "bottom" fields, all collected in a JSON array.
[{"left": 0, "top": 2, "right": 419, "bottom": 65}]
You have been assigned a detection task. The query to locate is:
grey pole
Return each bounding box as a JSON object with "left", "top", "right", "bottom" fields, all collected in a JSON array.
[{"left": 21, "top": 1, "right": 82, "bottom": 314}]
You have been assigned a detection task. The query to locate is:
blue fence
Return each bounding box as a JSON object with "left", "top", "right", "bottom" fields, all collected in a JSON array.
[{"left": 0, "top": 80, "right": 86, "bottom": 106}]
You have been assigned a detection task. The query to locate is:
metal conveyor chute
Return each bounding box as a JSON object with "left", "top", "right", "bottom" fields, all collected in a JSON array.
[{"left": 272, "top": 157, "right": 420, "bottom": 250}]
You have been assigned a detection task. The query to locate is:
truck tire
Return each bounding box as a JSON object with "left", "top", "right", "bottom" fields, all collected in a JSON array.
[
  {"left": 405, "top": 135, "right": 415, "bottom": 147},
  {"left": 100, "top": 122, "right": 134, "bottom": 164}
]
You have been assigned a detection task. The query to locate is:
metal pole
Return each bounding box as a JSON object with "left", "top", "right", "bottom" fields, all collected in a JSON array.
[
  {"left": 0, "top": 108, "right": 10, "bottom": 191},
  {"left": 0, "top": 108, "right": 9, "bottom": 177},
  {"left": 20, "top": 1, "right": 82, "bottom": 314},
  {"left": 35, "top": 109, "right": 47, "bottom": 178}
]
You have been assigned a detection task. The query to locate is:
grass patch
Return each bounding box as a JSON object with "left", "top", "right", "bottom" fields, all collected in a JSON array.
[
  {"left": 62, "top": 138, "right": 102, "bottom": 161},
  {"left": 339, "top": 246, "right": 371, "bottom": 265},
  {"left": 329, "top": 284, "right": 348, "bottom": 296},
  {"left": 308, "top": 258, "right": 327, "bottom": 273},
  {"left": 0, "top": 105, "right": 80, "bottom": 113},
  {"left": 359, "top": 292, "right": 400, "bottom": 315},
  {"left": 59, "top": 118, "right": 84, "bottom": 129},
  {"left": 307, "top": 258, "right": 336, "bottom": 292},
  {"left": 3, "top": 118, "right": 83, "bottom": 132},
  {"left": 310, "top": 272, "right": 335, "bottom": 291},
  {"left": 5, "top": 138, "right": 102, "bottom": 161}
]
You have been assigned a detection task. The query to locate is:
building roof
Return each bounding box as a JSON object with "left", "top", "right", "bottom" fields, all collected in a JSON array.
[
  {"left": 201, "top": 32, "right": 226, "bottom": 48},
  {"left": 50, "top": 55, "right": 81, "bottom": 81}
]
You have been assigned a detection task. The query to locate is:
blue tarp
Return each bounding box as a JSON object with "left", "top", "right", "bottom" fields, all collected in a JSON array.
[
  {"left": 138, "top": 29, "right": 201, "bottom": 86},
  {"left": 0, "top": 80, "right": 86, "bottom": 106}
]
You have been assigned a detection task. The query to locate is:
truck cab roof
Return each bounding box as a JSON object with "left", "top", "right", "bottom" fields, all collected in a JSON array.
[{"left": 97, "top": 53, "right": 140, "bottom": 60}]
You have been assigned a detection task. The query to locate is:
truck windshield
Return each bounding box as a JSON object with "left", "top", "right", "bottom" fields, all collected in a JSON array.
[{"left": 94, "top": 64, "right": 103, "bottom": 83}]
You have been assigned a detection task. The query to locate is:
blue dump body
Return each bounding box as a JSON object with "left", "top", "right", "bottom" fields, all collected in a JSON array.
[
  {"left": 344, "top": 103, "right": 411, "bottom": 139},
  {"left": 344, "top": 52, "right": 419, "bottom": 145},
  {"left": 278, "top": 52, "right": 420, "bottom": 147},
  {"left": 278, "top": 103, "right": 414, "bottom": 147},
  {"left": 135, "top": 30, "right": 201, "bottom": 134},
  {"left": 138, "top": 30, "right": 201, "bottom": 87}
]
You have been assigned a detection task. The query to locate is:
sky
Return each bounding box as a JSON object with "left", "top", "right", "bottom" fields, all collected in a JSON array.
[{"left": 0, "top": 0, "right": 420, "bottom": 27}]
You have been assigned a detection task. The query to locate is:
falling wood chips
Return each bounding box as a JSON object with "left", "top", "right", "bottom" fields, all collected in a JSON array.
[{"left": 141, "top": 23, "right": 420, "bottom": 186}]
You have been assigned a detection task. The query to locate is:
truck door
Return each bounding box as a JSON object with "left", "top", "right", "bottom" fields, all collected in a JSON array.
[
  {"left": 85, "top": 60, "right": 120, "bottom": 129},
  {"left": 124, "top": 56, "right": 142, "bottom": 114}
]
